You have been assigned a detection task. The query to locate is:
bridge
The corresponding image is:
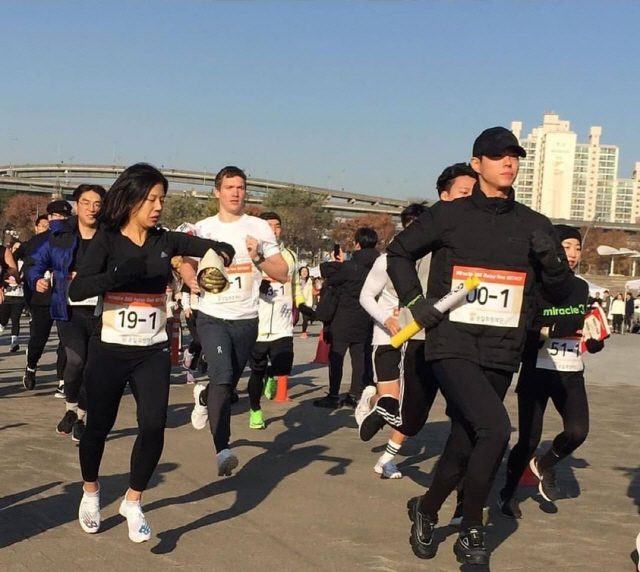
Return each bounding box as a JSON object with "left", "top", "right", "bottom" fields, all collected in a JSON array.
[{"left": 0, "top": 164, "right": 408, "bottom": 219}]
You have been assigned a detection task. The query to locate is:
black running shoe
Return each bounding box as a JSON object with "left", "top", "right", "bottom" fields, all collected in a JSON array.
[
  {"left": 10, "top": 344, "right": 19, "bottom": 353},
  {"left": 358, "top": 407, "right": 386, "bottom": 442},
  {"left": 529, "top": 457, "right": 560, "bottom": 502},
  {"left": 23, "top": 367, "right": 36, "bottom": 390},
  {"left": 454, "top": 527, "right": 489, "bottom": 566},
  {"left": 230, "top": 391, "right": 239, "bottom": 405},
  {"left": 313, "top": 394, "right": 342, "bottom": 409},
  {"left": 57, "top": 410, "right": 78, "bottom": 436},
  {"left": 197, "top": 356, "right": 208, "bottom": 374},
  {"left": 72, "top": 419, "right": 86, "bottom": 443},
  {"left": 342, "top": 393, "right": 358, "bottom": 408},
  {"left": 406, "top": 496, "right": 437, "bottom": 559},
  {"left": 498, "top": 490, "right": 522, "bottom": 519}
]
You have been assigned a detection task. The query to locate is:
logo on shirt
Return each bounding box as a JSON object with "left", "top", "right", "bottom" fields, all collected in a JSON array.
[{"left": 160, "top": 251, "right": 168, "bottom": 259}]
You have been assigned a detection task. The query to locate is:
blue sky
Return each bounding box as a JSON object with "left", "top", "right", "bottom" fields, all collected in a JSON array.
[{"left": 1, "top": 1, "right": 638, "bottom": 200}]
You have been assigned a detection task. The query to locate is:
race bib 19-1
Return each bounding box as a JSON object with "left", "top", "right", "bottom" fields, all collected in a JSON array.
[
  {"left": 449, "top": 266, "right": 526, "bottom": 328},
  {"left": 101, "top": 292, "right": 167, "bottom": 346},
  {"left": 536, "top": 337, "right": 584, "bottom": 372}
]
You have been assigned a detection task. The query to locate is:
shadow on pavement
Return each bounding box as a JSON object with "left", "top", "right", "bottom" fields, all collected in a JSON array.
[{"left": 145, "top": 400, "right": 353, "bottom": 555}]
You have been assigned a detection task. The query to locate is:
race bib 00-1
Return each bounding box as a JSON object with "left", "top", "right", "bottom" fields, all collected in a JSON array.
[
  {"left": 449, "top": 266, "right": 526, "bottom": 328},
  {"left": 101, "top": 292, "right": 167, "bottom": 346}
]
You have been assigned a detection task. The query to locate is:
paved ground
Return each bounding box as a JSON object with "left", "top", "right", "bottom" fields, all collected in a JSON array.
[{"left": 0, "top": 319, "right": 639, "bottom": 572}]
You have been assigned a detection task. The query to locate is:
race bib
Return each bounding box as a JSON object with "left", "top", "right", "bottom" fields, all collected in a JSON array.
[
  {"left": 67, "top": 274, "right": 98, "bottom": 306},
  {"left": 101, "top": 292, "right": 167, "bottom": 346},
  {"left": 213, "top": 261, "right": 254, "bottom": 303},
  {"left": 449, "top": 266, "right": 526, "bottom": 328},
  {"left": 536, "top": 337, "right": 583, "bottom": 372},
  {"left": 5, "top": 278, "right": 23, "bottom": 298}
]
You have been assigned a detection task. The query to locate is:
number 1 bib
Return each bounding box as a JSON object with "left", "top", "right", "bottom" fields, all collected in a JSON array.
[
  {"left": 449, "top": 266, "right": 526, "bottom": 328},
  {"left": 101, "top": 292, "right": 167, "bottom": 346}
]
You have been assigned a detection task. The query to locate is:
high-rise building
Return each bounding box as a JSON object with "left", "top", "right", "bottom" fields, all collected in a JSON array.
[{"left": 511, "top": 113, "right": 640, "bottom": 224}]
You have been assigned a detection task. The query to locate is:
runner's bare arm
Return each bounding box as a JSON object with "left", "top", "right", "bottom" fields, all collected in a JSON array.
[
  {"left": 258, "top": 252, "right": 288, "bottom": 284},
  {"left": 180, "top": 257, "right": 200, "bottom": 294}
]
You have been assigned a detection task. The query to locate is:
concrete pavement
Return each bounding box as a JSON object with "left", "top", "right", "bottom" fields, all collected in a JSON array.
[{"left": 0, "top": 320, "right": 639, "bottom": 572}]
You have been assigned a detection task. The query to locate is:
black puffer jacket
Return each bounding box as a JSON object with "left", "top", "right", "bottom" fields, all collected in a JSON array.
[
  {"left": 320, "top": 248, "right": 379, "bottom": 343},
  {"left": 387, "top": 184, "right": 571, "bottom": 372}
]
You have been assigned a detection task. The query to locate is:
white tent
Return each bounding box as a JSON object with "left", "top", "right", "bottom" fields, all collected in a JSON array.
[{"left": 625, "top": 278, "right": 640, "bottom": 292}]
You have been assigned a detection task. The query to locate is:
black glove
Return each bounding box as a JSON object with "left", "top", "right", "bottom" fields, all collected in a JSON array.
[
  {"left": 530, "top": 230, "right": 564, "bottom": 274},
  {"left": 408, "top": 297, "right": 444, "bottom": 330},
  {"left": 585, "top": 338, "right": 604, "bottom": 354},
  {"left": 259, "top": 279, "right": 271, "bottom": 295},
  {"left": 108, "top": 256, "right": 147, "bottom": 287},
  {"left": 209, "top": 241, "right": 235, "bottom": 267}
]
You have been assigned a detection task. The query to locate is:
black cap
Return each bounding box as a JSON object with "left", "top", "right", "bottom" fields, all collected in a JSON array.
[
  {"left": 46, "top": 200, "right": 73, "bottom": 217},
  {"left": 473, "top": 127, "right": 526, "bottom": 158},
  {"left": 554, "top": 224, "right": 582, "bottom": 245}
]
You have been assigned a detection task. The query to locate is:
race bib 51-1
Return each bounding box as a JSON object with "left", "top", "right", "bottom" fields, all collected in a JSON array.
[
  {"left": 101, "top": 292, "right": 167, "bottom": 346},
  {"left": 449, "top": 266, "right": 526, "bottom": 328},
  {"left": 536, "top": 337, "right": 584, "bottom": 372}
]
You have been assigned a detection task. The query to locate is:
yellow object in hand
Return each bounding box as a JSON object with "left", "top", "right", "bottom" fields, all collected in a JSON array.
[{"left": 199, "top": 267, "right": 229, "bottom": 293}]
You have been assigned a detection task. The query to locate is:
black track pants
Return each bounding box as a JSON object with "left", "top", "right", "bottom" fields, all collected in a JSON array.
[{"left": 27, "top": 304, "right": 66, "bottom": 378}]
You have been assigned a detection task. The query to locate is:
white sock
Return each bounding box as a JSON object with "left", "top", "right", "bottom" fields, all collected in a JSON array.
[
  {"left": 11, "top": 335, "right": 18, "bottom": 345},
  {"left": 379, "top": 439, "right": 402, "bottom": 465},
  {"left": 66, "top": 402, "right": 78, "bottom": 413},
  {"left": 77, "top": 408, "right": 86, "bottom": 421}
]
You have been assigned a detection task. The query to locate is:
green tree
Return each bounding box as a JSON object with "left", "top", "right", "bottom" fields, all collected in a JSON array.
[
  {"left": 263, "top": 186, "right": 333, "bottom": 263},
  {"left": 160, "top": 194, "right": 208, "bottom": 229}
]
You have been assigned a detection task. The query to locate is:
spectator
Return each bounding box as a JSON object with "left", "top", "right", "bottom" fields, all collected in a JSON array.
[
  {"left": 611, "top": 293, "right": 625, "bottom": 334},
  {"left": 625, "top": 292, "right": 635, "bottom": 333},
  {"left": 314, "top": 227, "right": 379, "bottom": 409}
]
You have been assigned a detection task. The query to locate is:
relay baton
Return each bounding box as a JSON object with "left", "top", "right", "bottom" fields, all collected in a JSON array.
[{"left": 390, "top": 275, "right": 481, "bottom": 348}]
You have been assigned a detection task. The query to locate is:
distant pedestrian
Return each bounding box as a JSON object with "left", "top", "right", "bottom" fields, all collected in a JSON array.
[{"left": 611, "top": 293, "right": 625, "bottom": 334}]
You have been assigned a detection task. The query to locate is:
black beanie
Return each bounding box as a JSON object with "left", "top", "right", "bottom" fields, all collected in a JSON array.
[{"left": 554, "top": 224, "right": 582, "bottom": 246}]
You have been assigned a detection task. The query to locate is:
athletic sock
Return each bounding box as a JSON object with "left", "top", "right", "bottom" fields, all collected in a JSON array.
[
  {"left": 379, "top": 439, "right": 402, "bottom": 465},
  {"left": 77, "top": 408, "right": 87, "bottom": 421},
  {"left": 11, "top": 335, "right": 18, "bottom": 345},
  {"left": 66, "top": 402, "right": 78, "bottom": 413},
  {"left": 538, "top": 448, "right": 562, "bottom": 472}
]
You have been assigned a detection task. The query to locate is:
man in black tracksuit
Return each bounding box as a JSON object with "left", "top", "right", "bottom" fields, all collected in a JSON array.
[
  {"left": 314, "top": 227, "right": 379, "bottom": 409},
  {"left": 386, "top": 127, "right": 572, "bottom": 566}
]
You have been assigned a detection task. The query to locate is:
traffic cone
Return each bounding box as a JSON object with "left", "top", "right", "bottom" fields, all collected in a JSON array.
[
  {"left": 273, "top": 375, "right": 291, "bottom": 402},
  {"left": 312, "top": 329, "right": 330, "bottom": 364},
  {"left": 170, "top": 307, "right": 182, "bottom": 367},
  {"left": 519, "top": 457, "right": 539, "bottom": 487}
]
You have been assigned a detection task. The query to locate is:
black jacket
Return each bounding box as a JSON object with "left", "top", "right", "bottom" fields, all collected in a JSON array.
[
  {"left": 387, "top": 184, "right": 571, "bottom": 372},
  {"left": 320, "top": 248, "right": 380, "bottom": 343}
]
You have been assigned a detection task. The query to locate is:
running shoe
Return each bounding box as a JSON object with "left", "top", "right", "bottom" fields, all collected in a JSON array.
[
  {"left": 342, "top": 393, "right": 358, "bottom": 409},
  {"left": 355, "top": 385, "right": 377, "bottom": 426},
  {"left": 72, "top": 419, "right": 86, "bottom": 443},
  {"left": 186, "top": 371, "right": 196, "bottom": 384},
  {"left": 22, "top": 367, "right": 36, "bottom": 390},
  {"left": 9, "top": 343, "right": 19, "bottom": 353},
  {"left": 374, "top": 459, "right": 402, "bottom": 479},
  {"left": 197, "top": 355, "right": 208, "bottom": 374},
  {"left": 529, "top": 456, "right": 560, "bottom": 502},
  {"left": 217, "top": 448, "right": 239, "bottom": 477},
  {"left": 359, "top": 407, "right": 386, "bottom": 442},
  {"left": 453, "top": 527, "right": 489, "bottom": 566},
  {"left": 498, "top": 490, "right": 522, "bottom": 520},
  {"left": 183, "top": 348, "right": 194, "bottom": 369},
  {"left": 407, "top": 496, "right": 438, "bottom": 559},
  {"left": 119, "top": 499, "right": 152, "bottom": 543},
  {"left": 54, "top": 380, "right": 65, "bottom": 399},
  {"left": 191, "top": 384, "right": 208, "bottom": 430},
  {"left": 230, "top": 391, "right": 239, "bottom": 405},
  {"left": 0, "top": 325, "right": 4, "bottom": 335},
  {"left": 57, "top": 410, "right": 78, "bottom": 436},
  {"left": 263, "top": 376, "right": 277, "bottom": 400},
  {"left": 312, "top": 394, "right": 342, "bottom": 409},
  {"left": 78, "top": 488, "right": 101, "bottom": 534},
  {"left": 249, "top": 409, "right": 265, "bottom": 430}
]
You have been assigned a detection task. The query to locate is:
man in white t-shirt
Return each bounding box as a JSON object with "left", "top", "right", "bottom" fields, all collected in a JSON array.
[{"left": 181, "top": 166, "right": 288, "bottom": 477}]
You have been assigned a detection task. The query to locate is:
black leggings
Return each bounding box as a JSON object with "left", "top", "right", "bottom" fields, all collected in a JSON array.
[
  {"left": 56, "top": 307, "right": 98, "bottom": 410},
  {"left": 27, "top": 304, "right": 66, "bottom": 378},
  {"left": 420, "top": 359, "right": 513, "bottom": 529},
  {"left": 0, "top": 302, "right": 24, "bottom": 336},
  {"left": 247, "top": 336, "right": 294, "bottom": 410},
  {"left": 612, "top": 314, "right": 623, "bottom": 333},
  {"left": 80, "top": 337, "right": 171, "bottom": 492},
  {"left": 328, "top": 339, "right": 372, "bottom": 398},
  {"left": 503, "top": 369, "right": 589, "bottom": 497}
]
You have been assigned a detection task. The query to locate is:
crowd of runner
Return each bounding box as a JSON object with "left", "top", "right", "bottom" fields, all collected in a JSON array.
[{"left": 0, "top": 126, "right": 616, "bottom": 566}]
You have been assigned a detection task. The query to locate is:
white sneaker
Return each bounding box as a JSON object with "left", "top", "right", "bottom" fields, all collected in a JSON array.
[
  {"left": 374, "top": 458, "right": 403, "bottom": 479},
  {"left": 191, "top": 384, "right": 208, "bottom": 430},
  {"left": 186, "top": 371, "right": 196, "bottom": 384},
  {"left": 355, "top": 385, "right": 377, "bottom": 427},
  {"left": 217, "top": 448, "right": 239, "bottom": 477},
  {"left": 118, "top": 499, "right": 152, "bottom": 543},
  {"left": 78, "top": 488, "right": 101, "bottom": 534},
  {"left": 183, "top": 348, "right": 194, "bottom": 369},
  {"left": 54, "top": 380, "right": 65, "bottom": 399},
  {"left": 0, "top": 325, "right": 5, "bottom": 335}
]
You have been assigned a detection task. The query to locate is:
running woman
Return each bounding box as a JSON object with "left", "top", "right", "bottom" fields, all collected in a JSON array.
[
  {"left": 27, "top": 184, "right": 106, "bottom": 442},
  {"left": 181, "top": 166, "right": 287, "bottom": 477},
  {"left": 499, "top": 225, "right": 603, "bottom": 518},
  {"left": 386, "top": 127, "right": 572, "bottom": 566},
  {"left": 357, "top": 203, "right": 435, "bottom": 480},
  {"left": 69, "top": 163, "right": 234, "bottom": 543},
  {"left": 0, "top": 241, "right": 21, "bottom": 352},
  {"left": 246, "top": 211, "right": 306, "bottom": 429}
]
